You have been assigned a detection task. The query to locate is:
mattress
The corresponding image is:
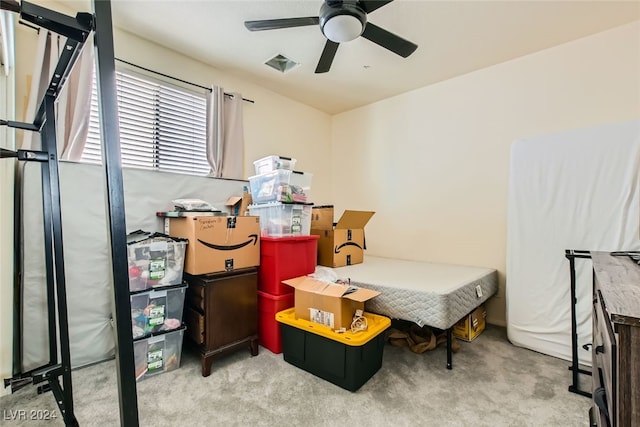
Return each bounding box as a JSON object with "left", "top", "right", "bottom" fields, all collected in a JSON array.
[
  {"left": 506, "top": 119, "right": 640, "bottom": 365},
  {"left": 20, "top": 161, "right": 248, "bottom": 371},
  {"left": 329, "top": 256, "right": 498, "bottom": 330}
]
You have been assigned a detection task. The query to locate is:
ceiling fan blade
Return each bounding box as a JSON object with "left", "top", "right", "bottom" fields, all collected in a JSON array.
[
  {"left": 315, "top": 40, "right": 340, "bottom": 74},
  {"left": 244, "top": 16, "right": 319, "bottom": 31},
  {"left": 361, "top": 22, "right": 417, "bottom": 58},
  {"left": 358, "top": 0, "right": 393, "bottom": 14}
]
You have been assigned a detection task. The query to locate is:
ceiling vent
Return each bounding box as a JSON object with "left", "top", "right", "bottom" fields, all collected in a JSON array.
[{"left": 264, "top": 54, "right": 299, "bottom": 74}]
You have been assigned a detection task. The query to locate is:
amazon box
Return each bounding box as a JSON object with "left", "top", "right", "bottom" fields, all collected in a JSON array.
[
  {"left": 167, "top": 215, "right": 260, "bottom": 275},
  {"left": 282, "top": 276, "right": 381, "bottom": 330},
  {"left": 311, "top": 207, "right": 375, "bottom": 267}
]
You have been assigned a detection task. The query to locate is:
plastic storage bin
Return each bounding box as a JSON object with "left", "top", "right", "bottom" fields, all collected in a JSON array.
[
  {"left": 130, "top": 283, "right": 187, "bottom": 339},
  {"left": 289, "top": 171, "right": 312, "bottom": 203},
  {"left": 248, "top": 170, "right": 313, "bottom": 204},
  {"left": 258, "top": 291, "right": 295, "bottom": 354},
  {"left": 248, "top": 202, "right": 312, "bottom": 237},
  {"left": 253, "top": 155, "right": 297, "bottom": 175},
  {"left": 133, "top": 326, "right": 185, "bottom": 381},
  {"left": 277, "top": 308, "right": 390, "bottom": 391},
  {"left": 127, "top": 231, "right": 188, "bottom": 292},
  {"left": 258, "top": 235, "right": 319, "bottom": 295}
]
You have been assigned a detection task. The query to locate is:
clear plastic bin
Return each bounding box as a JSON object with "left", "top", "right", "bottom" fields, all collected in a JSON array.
[
  {"left": 127, "top": 231, "right": 188, "bottom": 292},
  {"left": 130, "top": 284, "right": 186, "bottom": 339},
  {"left": 290, "top": 171, "right": 312, "bottom": 202},
  {"left": 247, "top": 202, "right": 312, "bottom": 237},
  {"left": 248, "top": 170, "right": 312, "bottom": 204},
  {"left": 133, "top": 327, "right": 185, "bottom": 381},
  {"left": 253, "top": 155, "right": 297, "bottom": 175}
]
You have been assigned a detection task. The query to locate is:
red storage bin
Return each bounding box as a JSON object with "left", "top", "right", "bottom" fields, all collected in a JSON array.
[
  {"left": 258, "top": 290, "right": 294, "bottom": 354},
  {"left": 258, "top": 235, "right": 319, "bottom": 295}
]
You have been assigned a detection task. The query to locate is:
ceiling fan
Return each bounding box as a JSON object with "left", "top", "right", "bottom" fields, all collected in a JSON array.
[{"left": 244, "top": 0, "right": 418, "bottom": 74}]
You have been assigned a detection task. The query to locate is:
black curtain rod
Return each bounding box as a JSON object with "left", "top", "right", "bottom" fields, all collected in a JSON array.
[
  {"left": 115, "top": 58, "right": 254, "bottom": 104},
  {"left": 17, "top": 19, "right": 254, "bottom": 104}
]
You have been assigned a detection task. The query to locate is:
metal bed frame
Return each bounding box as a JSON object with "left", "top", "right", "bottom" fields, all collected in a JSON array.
[
  {"left": 564, "top": 249, "right": 592, "bottom": 399},
  {"left": 1, "top": 1, "right": 139, "bottom": 425}
]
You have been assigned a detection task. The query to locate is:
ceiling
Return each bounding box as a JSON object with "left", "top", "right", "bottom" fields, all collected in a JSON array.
[{"left": 63, "top": 1, "right": 640, "bottom": 114}]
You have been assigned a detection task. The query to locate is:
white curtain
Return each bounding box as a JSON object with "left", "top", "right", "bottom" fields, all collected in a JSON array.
[
  {"left": 221, "top": 92, "right": 245, "bottom": 179},
  {"left": 57, "top": 37, "right": 94, "bottom": 161},
  {"left": 206, "top": 87, "right": 244, "bottom": 179},
  {"left": 21, "top": 30, "right": 56, "bottom": 151},
  {"left": 20, "top": 30, "right": 93, "bottom": 161},
  {"left": 206, "top": 86, "right": 224, "bottom": 177}
]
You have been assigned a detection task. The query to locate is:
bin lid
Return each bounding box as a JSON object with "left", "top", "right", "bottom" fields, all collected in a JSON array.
[
  {"left": 275, "top": 308, "right": 390, "bottom": 346},
  {"left": 126, "top": 229, "right": 188, "bottom": 245}
]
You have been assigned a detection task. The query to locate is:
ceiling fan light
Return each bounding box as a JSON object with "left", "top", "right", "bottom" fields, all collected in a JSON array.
[{"left": 323, "top": 15, "right": 363, "bottom": 42}]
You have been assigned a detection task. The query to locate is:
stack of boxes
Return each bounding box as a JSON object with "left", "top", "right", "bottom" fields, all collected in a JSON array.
[
  {"left": 275, "top": 270, "right": 390, "bottom": 392},
  {"left": 271, "top": 206, "right": 392, "bottom": 391},
  {"left": 247, "top": 156, "right": 313, "bottom": 237},
  {"left": 160, "top": 210, "right": 262, "bottom": 376},
  {"left": 247, "top": 155, "right": 319, "bottom": 353},
  {"left": 126, "top": 231, "right": 188, "bottom": 381}
]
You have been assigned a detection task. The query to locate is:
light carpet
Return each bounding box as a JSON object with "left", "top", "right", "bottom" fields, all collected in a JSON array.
[{"left": 0, "top": 325, "right": 592, "bottom": 426}]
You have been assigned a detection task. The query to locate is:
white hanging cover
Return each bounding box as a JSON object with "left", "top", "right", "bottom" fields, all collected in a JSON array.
[{"left": 506, "top": 119, "right": 640, "bottom": 365}]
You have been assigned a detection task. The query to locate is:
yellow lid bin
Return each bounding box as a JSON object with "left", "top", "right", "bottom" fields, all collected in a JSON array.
[{"left": 276, "top": 308, "right": 391, "bottom": 391}]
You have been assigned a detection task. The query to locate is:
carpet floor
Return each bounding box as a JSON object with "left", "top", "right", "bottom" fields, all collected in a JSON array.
[{"left": 0, "top": 325, "right": 592, "bottom": 426}]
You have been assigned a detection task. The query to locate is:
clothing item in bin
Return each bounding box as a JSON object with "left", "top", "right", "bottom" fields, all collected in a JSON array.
[
  {"left": 128, "top": 241, "right": 185, "bottom": 291},
  {"left": 129, "top": 263, "right": 183, "bottom": 291},
  {"left": 131, "top": 306, "right": 181, "bottom": 339},
  {"left": 131, "top": 292, "right": 183, "bottom": 338},
  {"left": 289, "top": 185, "right": 307, "bottom": 203},
  {"left": 255, "top": 178, "right": 307, "bottom": 203}
]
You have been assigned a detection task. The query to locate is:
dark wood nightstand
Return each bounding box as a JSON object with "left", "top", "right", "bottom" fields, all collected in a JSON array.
[{"left": 183, "top": 268, "right": 259, "bottom": 377}]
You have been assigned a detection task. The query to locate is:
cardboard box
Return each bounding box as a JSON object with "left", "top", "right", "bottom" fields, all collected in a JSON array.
[
  {"left": 282, "top": 276, "right": 380, "bottom": 330},
  {"left": 453, "top": 304, "right": 486, "bottom": 342},
  {"left": 225, "top": 189, "right": 252, "bottom": 216},
  {"left": 310, "top": 206, "right": 375, "bottom": 267},
  {"left": 310, "top": 205, "right": 335, "bottom": 229},
  {"left": 167, "top": 215, "right": 260, "bottom": 275}
]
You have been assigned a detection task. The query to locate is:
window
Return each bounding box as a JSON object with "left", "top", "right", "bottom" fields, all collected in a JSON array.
[{"left": 81, "top": 71, "right": 209, "bottom": 176}]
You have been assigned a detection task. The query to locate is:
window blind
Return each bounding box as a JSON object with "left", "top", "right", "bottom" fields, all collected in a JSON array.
[{"left": 81, "top": 71, "right": 209, "bottom": 176}]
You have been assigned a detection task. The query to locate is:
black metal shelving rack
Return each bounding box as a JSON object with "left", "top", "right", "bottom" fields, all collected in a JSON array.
[{"left": 1, "top": 1, "right": 139, "bottom": 425}]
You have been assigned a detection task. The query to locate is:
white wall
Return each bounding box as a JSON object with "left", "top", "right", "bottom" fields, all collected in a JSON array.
[{"left": 331, "top": 21, "right": 640, "bottom": 327}]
